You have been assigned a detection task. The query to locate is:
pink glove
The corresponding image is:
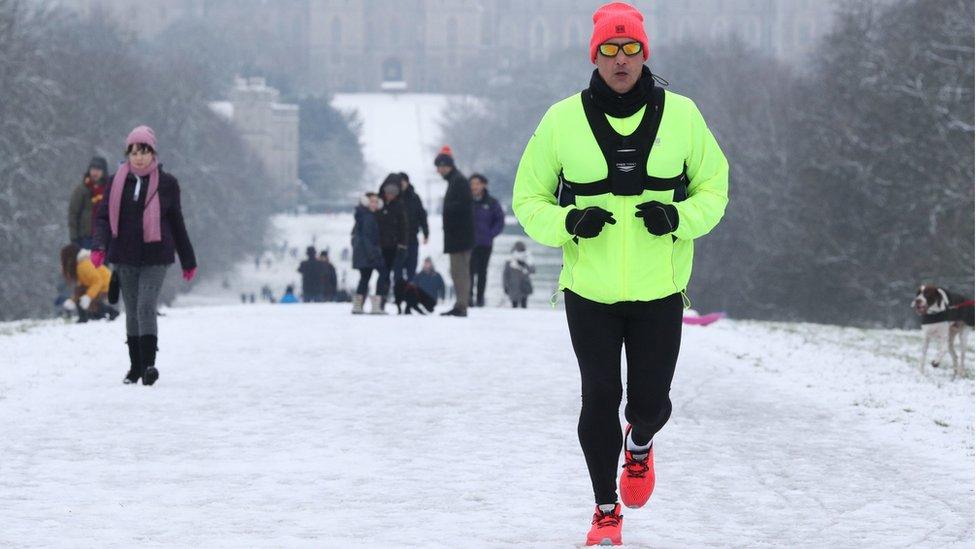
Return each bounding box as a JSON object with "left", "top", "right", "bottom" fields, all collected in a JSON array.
[
  {"left": 91, "top": 250, "right": 106, "bottom": 268},
  {"left": 183, "top": 267, "right": 197, "bottom": 282}
]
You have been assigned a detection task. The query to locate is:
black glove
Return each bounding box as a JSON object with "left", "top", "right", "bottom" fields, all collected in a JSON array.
[
  {"left": 635, "top": 201, "right": 679, "bottom": 236},
  {"left": 565, "top": 207, "right": 616, "bottom": 238}
]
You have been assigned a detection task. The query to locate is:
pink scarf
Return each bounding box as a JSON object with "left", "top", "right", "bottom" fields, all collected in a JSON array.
[{"left": 108, "top": 158, "right": 162, "bottom": 242}]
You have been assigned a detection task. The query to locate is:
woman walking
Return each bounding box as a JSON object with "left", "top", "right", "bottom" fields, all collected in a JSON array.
[
  {"left": 93, "top": 125, "right": 197, "bottom": 385},
  {"left": 351, "top": 192, "right": 384, "bottom": 314}
]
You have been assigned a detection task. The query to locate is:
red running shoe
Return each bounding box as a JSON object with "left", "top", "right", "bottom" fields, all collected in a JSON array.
[
  {"left": 620, "top": 424, "right": 655, "bottom": 509},
  {"left": 585, "top": 503, "right": 623, "bottom": 546}
]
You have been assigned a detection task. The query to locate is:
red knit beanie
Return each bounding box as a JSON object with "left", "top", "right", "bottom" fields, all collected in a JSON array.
[
  {"left": 589, "top": 2, "right": 649, "bottom": 63},
  {"left": 434, "top": 145, "right": 455, "bottom": 168}
]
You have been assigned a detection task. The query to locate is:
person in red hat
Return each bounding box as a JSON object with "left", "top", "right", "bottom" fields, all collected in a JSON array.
[
  {"left": 434, "top": 145, "right": 474, "bottom": 317},
  {"left": 513, "top": 2, "right": 729, "bottom": 545}
]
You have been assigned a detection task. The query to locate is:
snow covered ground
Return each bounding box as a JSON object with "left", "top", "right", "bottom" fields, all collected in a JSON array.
[{"left": 1, "top": 301, "right": 973, "bottom": 547}]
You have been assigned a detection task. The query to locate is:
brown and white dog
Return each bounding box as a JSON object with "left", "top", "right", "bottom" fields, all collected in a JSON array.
[{"left": 912, "top": 285, "right": 975, "bottom": 378}]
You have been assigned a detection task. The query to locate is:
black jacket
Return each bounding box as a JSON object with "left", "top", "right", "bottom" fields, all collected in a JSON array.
[
  {"left": 298, "top": 258, "right": 327, "bottom": 295},
  {"left": 322, "top": 261, "right": 338, "bottom": 298},
  {"left": 376, "top": 197, "right": 410, "bottom": 249},
  {"left": 441, "top": 167, "right": 474, "bottom": 254},
  {"left": 94, "top": 169, "right": 196, "bottom": 269},
  {"left": 402, "top": 184, "right": 429, "bottom": 243},
  {"left": 351, "top": 205, "right": 383, "bottom": 270}
]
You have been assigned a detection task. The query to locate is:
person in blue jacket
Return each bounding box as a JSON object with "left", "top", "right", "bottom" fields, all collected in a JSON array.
[
  {"left": 414, "top": 257, "right": 446, "bottom": 303},
  {"left": 280, "top": 285, "right": 299, "bottom": 304}
]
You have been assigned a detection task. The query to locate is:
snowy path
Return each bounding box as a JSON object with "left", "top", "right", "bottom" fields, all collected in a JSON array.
[{"left": 1, "top": 305, "right": 972, "bottom": 547}]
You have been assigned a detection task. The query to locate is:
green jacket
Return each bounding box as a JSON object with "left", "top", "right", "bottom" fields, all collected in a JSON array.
[
  {"left": 68, "top": 181, "right": 93, "bottom": 243},
  {"left": 513, "top": 89, "right": 728, "bottom": 304}
]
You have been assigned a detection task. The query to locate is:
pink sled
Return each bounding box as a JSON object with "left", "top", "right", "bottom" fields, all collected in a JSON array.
[{"left": 682, "top": 312, "right": 726, "bottom": 326}]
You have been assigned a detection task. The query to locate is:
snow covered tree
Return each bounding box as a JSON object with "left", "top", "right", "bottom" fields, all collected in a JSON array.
[{"left": 0, "top": 0, "right": 283, "bottom": 320}]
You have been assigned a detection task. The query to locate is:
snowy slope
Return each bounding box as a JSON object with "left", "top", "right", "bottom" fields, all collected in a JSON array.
[
  {"left": 1, "top": 305, "right": 972, "bottom": 547},
  {"left": 332, "top": 93, "right": 455, "bottom": 206}
]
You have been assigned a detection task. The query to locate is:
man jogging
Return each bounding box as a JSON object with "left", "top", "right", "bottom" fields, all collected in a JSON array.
[{"left": 512, "top": 3, "right": 729, "bottom": 545}]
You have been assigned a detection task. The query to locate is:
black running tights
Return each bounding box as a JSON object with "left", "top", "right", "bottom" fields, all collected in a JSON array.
[{"left": 564, "top": 289, "right": 683, "bottom": 505}]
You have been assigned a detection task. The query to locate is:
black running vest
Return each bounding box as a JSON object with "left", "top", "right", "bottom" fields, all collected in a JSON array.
[{"left": 557, "top": 87, "right": 688, "bottom": 207}]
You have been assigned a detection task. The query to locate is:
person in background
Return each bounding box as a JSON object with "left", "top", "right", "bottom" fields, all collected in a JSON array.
[
  {"left": 399, "top": 172, "right": 429, "bottom": 281},
  {"left": 68, "top": 156, "right": 109, "bottom": 249},
  {"left": 503, "top": 241, "right": 535, "bottom": 309},
  {"left": 280, "top": 285, "right": 299, "bottom": 304},
  {"left": 319, "top": 250, "right": 338, "bottom": 302},
  {"left": 414, "top": 257, "right": 446, "bottom": 303},
  {"left": 59, "top": 243, "right": 119, "bottom": 322},
  {"left": 434, "top": 145, "right": 474, "bottom": 317},
  {"left": 351, "top": 192, "right": 384, "bottom": 314},
  {"left": 469, "top": 173, "right": 506, "bottom": 307},
  {"left": 93, "top": 125, "right": 197, "bottom": 386},
  {"left": 298, "top": 245, "right": 326, "bottom": 302},
  {"left": 374, "top": 173, "right": 410, "bottom": 312}
]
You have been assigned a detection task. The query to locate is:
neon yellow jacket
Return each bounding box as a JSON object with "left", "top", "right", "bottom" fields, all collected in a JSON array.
[{"left": 513, "top": 89, "right": 728, "bottom": 304}]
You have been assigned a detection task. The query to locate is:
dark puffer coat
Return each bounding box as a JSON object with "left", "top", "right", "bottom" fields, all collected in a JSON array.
[{"left": 93, "top": 169, "right": 196, "bottom": 269}]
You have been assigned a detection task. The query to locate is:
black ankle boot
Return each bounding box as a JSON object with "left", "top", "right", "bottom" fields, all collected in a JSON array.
[
  {"left": 103, "top": 304, "right": 120, "bottom": 321},
  {"left": 124, "top": 336, "right": 141, "bottom": 384},
  {"left": 141, "top": 335, "right": 159, "bottom": 386}
]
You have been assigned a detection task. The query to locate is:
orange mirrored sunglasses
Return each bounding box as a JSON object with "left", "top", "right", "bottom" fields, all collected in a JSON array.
[{"left": 598, "top": 41, "right": 643, "bottom": 57}]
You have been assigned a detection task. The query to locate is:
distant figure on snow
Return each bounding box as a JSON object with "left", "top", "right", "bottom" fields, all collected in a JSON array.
[
  {"left": 414, "top": 257, "right": 446, "bottom": 303},
  {"left": 398, "top": 172, "right": 429, "bottom": 281},
  {"left": 374, "top": 173, "right": 410, "bottom": 313},
  {"left": 503, "top": 241, "right": 535, "bottom": 309},
  {"left": 59, "top": 243, "right": 120, "bottom": 322},
  {"left": 68, "top": 156, "right": 108, "bottom": 249},
  {"left": 298, "top": 245, "right": 327, "bottom": 302},
  {"left": 351, "top": 192, "right": 385, "bottom": 314},
  {"left": 280, "top": 285, "right": 299, "bottom": 304},
  {"left": 434, "top": 145, "right": 474, "bottom": 317},
  {"left": 319, "top": 250, "right": 338, "bottom": 302},
  {"left": 469, "top": 173, "right": 505, "bottom": 307}
]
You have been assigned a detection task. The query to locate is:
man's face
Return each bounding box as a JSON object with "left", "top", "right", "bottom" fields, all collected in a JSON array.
[
  {"left": 595, "top": 37, "right": 643, "bottom": 94},
  {"left": 88, "top": 167, "right": 104, "bottom": 181},
  {"left": 470, "top": 177, "right": 486, "bottom": 197},
  {"left": 423, "top": 259, "right": 433, "bottom": 271},
  {"left": 436, "top": 165, "right": 452, "bottom": 176}
]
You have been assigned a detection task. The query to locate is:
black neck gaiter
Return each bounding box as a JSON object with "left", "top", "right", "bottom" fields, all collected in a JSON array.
[{"left": 587, "top": 65, "right": 655, "bottom": 118}]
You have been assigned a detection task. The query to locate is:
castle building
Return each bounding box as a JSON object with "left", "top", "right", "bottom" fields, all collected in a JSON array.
[
  {"left": 210, "top": 77, "right": 301, "bottom": 198},
  {"left": 63, "top": 0, "right": 837, "bottom": 94}
]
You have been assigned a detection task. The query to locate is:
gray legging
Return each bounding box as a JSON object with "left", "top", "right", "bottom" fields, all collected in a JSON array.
[{"left": 115, "top": 264, "right": 169, "bottom": 336}]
